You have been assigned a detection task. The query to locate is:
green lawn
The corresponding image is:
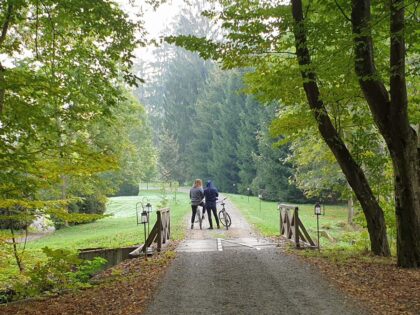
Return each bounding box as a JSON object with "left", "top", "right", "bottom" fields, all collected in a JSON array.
[
  {"left": 226, "top": 194, "right": 359, "bottom": 248},
  {"left": 28, "top": 191, "right": 190, "bottom": 250},
  {"left": 0, "top": 191, "right": 191, "bottom": 289}
]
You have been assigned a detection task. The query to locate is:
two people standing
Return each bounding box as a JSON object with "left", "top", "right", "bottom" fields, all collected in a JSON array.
[{"left": 189, "top": 179, "right": 220, "bottom": 229}]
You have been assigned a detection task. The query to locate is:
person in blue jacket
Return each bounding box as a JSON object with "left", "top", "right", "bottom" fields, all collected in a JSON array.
[{"left": 204, "top": 180, "right": 220, "bottom": 229}]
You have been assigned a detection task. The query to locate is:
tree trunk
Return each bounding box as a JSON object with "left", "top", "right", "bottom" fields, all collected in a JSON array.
[
  {"left": 351, "top": 0, "right": 420, "bottom": 267},
  {"left": 0, "top": 4, "right": 14, "bottom": 117},
  {"left": 10, "top": 227, "right": 24, "bottom": 272},
  {"left": 291, "top": 0, "right": 390, "bottom": 256}
]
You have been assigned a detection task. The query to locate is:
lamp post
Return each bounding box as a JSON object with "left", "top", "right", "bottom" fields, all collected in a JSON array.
[
  {"left": 145, "top": 202, "right": 153, "bottom": 237},
  {"left": 140, "top": 210, "right": 148, "bottom": 258},
  {"left": 314, "top": 202, "right": 322, "bottom": 251},
  {"left": 247, "top": 187, "right": 250, "bottom": 202}
]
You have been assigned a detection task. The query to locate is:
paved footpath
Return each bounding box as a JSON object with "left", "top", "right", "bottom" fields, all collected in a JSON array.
[{"left": 144, "top": 197, "right": 367, "bottom": 315}]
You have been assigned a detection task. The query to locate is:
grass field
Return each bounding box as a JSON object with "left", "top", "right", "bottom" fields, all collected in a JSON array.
[
  {"left": 226, "top": 194, "right": 364, "bottom": 249},
  {"left": 28, "top": 191, "right": 190, "bottom": 250},
  {"left": 0, "top": 191, "right": 191, "bottom": 289}
]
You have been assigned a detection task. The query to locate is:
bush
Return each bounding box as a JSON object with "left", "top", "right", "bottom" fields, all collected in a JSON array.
[
  {"left": 52, "top": 195, "right": 107, "bottom": 229},
  {"left": 0, "top": 207, "right": 32, "bottom": 230},
  {"left": 11, "top": 247, "right": 106, "bottom": 300},
  {"left": 68, "top": 195, "right": 106, "bottom": 215},
  {"left": 114, "top": 181, "right": 139, "bottom": 196}
]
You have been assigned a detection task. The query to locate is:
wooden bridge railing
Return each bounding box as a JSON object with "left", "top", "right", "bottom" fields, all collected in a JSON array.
[
  {"left": 130, "top": 208, "right": 171, "bottom": 257},
  {"left": 143, "top": 208, "right": 170, "bottom": 253},
  {"left": 278, "top": 204, "right": 316, "bottom": 248}
]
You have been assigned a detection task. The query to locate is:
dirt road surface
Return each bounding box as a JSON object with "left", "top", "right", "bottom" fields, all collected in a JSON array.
[{"left": 143, "top": 196, "right": 368, "bottom": 315}]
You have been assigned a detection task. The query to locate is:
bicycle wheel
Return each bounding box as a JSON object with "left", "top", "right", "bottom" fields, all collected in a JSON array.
[
  {"left": 224, "top": 212, "right": 232, "bottom": 228},
  {"left": 219, "top": 210, "right": 231, "bottom": 229}
]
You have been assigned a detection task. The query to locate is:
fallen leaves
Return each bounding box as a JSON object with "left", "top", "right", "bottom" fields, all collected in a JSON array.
[
  {"left": 296, "top": 252, "right": 420, "bottom": 315},
  {"left": 0, "top": 243, "right": 179, "bottom": 315}
]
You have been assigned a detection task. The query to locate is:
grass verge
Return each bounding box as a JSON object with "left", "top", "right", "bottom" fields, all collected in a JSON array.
[
  {"left": 0, "top": 191, "right": 190, "bottom": 290},
  {"left": 226, "top": 193, "right": 359, "bottom": 249}
]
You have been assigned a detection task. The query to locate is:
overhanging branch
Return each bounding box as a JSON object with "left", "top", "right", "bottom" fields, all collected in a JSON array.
[{"left": 0, "top": 3, "right": 13, "bottom": 46}]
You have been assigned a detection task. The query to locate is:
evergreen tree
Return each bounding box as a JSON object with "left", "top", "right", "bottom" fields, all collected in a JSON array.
[
  {"left": 236, "top": 96, "right": 260, "bottom": 194},
  {"left": 206, "top": 71, "right": 244, "bottom": 192},
  {"left": 158, "top": 129, "right": 182, "bottom": 182},
  {"left": 252, "top": 106, "right": 304, "bottom": 202}
]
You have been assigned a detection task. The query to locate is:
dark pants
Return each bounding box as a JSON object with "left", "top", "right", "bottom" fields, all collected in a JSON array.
[
  {"left": 191, "top": 201, "right": 205, "bottom": 223},
  {"left": 206, "top": 202, "right": 219, "bottom": 228}
]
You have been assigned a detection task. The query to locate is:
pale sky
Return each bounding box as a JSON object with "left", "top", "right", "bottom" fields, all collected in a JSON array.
[{"left": 118, "top": 0, "right": 184, "bottom": 61}]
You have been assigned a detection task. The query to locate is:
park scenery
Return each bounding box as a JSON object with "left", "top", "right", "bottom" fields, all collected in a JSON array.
[{"left": 0, "top": 1, "right": 419, "bottom": 315}]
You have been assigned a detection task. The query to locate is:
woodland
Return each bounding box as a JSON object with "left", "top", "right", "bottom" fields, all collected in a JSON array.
[{"left": 0, "top": 0, "right": 419, "bottom": 305}]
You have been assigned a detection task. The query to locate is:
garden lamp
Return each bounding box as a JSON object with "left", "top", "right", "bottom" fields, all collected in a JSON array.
[
  {"left": 141, "top": 210, "right": 148, "bottom": 224},
  {"left": 146, "top": 202, "right": 152, "bottom": 213},
  {"left": 314, "top": 202, "right": 322, "bottom": 215}
]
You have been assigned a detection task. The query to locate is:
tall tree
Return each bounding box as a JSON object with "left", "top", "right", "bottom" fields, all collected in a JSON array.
[
  {"left": 167, "top": 0, "right": 420, "bottom": 266},
  {"left": 350, "top": 0, "right": 419, "bottom": 267},
  {"left": 0, "top": 0, "right": 141, "bottom": 198},
  {"left": 135, "top": 0, "right": 215, "bottom": 182},
  {"left": 236, "top": 96, "right": 260, "bottom": 194},
  {"left": 207, "top": 71, "right": 244, "bottom": 192},
  {"left": 158, "top": 129, "right": 182, "bottom": 182}
]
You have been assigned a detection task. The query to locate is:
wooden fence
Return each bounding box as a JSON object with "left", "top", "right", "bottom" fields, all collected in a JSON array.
[
  {"left": 129, "top": 208, "right": 171, "bottom": 257},
  {"left": 278, "top": 204, "right": 316, "bottom": 248}
]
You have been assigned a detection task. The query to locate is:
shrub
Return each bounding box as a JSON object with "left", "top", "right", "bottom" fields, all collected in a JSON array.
[
  {"left": 68, "top": 195, "right": 106, "bottom": 216},
  {"left": 11, "top": 247, "right": 106, "bottom": 300},
  {"left": 114, "top": 181, "right": 139, "bottom": 196},
  {"left": 0, "top": 207, "right": 32, "bottom": 230},
  {"left": 53, "top": 195, "right": 107, "bottom": 229}
]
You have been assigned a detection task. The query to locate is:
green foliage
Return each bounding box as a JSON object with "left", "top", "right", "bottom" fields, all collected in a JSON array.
[
  {"left": 68, "top": 195, "right": 107, "bottom": 216},
  {"left": 0, "top": 0, "right": 157, "bottom": 269},
  {"left": 165, "top": 1, "right": 418, "bottom": 237},
  {"left": 1, "top": 0, "right": 141, "bottom": 198},
  {"left": 114, "top": 181, "right": 140, "bottom": 197},
  {"left": 0, "top": 206, "right": 33, "bottom": 230},
  {"left": 1, "top": 193, "right": 191, "bottom": 292},
  {"left": 11, "top": 247, "right": 106, "bottom": 300}
]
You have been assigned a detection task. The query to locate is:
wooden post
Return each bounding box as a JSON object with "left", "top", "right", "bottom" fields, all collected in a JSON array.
[
  {"left": 157, "top": 210, "right": 162, "bottom": 252},
  {"left": 279, "top": 208, "right": 283, "bottom": 236},
  {"left": 294, "top": 207, "right": 300, "bottom": 248}
]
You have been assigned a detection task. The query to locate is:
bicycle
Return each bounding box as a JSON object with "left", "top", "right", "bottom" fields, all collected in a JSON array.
[{"left": 218, "top": 198, "right": 232, "bottom": 230}]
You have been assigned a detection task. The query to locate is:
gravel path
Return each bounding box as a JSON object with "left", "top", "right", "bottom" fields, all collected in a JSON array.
[
  {"left": 144, "top": 248, "right": 367, "bottom": 315},
  {"left": 186, "top": 195, "right": 259, "bottom": 240},
  {"left": 144, "top": 192, "right": 367, "bottom": 315}
]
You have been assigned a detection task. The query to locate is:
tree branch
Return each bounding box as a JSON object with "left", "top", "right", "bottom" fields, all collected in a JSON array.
[
  {"left": 0, "top": 3, "right": 13, "bottom": 47},
  {"left": 334, "top": 0, "right": 352, "bottom": 22},
  {"left": 351, "top": 0, "right": 391, "bottom": 132}
]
